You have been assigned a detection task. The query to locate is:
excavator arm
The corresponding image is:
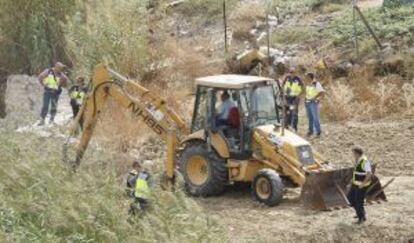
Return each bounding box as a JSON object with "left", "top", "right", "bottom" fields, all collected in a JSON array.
[{"left": 66, "top": 64, "right": 188, "bottom": 181}]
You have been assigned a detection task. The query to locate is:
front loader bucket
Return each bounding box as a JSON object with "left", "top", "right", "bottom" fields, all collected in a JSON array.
[
  {"left": 301, "top": 166, "right": 389, "bottom": 210},
  {"left": 301, "top": 167, "right": 354, "bottom": 210}
]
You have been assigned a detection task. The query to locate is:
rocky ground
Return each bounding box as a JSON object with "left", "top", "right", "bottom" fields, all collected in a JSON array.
[{"left": 2, "top": 75, "right": 73, "bottom": 140}]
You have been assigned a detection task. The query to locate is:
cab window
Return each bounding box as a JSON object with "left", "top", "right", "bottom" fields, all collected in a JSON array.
[{"left": 191, "top": 86, "right": 208, "bottom": 132}]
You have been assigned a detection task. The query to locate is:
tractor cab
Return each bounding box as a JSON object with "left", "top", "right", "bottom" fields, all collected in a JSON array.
[{"left": 191, "top": 75, "right": 281, "bottom": 157}]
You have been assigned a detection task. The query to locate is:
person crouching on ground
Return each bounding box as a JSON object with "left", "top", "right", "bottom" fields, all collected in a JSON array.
[
  {"left": 69, "top": 77, "right": 87, "bottom": 118},
  {"left": 38, "top": 62, "right": 68, "bottom": 125},
  {"left": 128, "top": 160, "right": 152, "bottom": 215},
  {"left": 134, "top": 161, "right": 152, "bottom": 210},
  {"left": 304, "top": 72, "right": 325, "bottom": 138},
  {"left": 347, "top": 146, "right": 372, "bottom": 224},
  {"left": 126, "top": 160, "right": 141, "bottom": 198}
]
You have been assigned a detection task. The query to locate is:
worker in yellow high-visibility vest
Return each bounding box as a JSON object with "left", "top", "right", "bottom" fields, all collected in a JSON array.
[
  {"left": 69, "top": 77, "right": 87, "bottom": 118},
  {"left": 282, "top": 67, "right": 304, "bottom": 132},
  {"left": 304, "top": 72, "right": 325, "bottom": 138},
  {"left": 347, "top": 147, "right": 372, "bottom": 224},
  {"left": 126, "top": 161, "right": 142, "bottom": 198},
  {"left": 129, "top": 161, "right": 152, "bottom": 214},
  {"left": 37, "top": 62, "right": 68, "bottom": 125}
]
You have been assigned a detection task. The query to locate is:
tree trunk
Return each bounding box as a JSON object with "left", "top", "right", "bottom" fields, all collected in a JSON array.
[{"left": 0, "top": 71, "right": 7, "bottom": 118}]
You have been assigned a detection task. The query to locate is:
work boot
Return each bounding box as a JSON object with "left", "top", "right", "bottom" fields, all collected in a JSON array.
[
  {"left": 37, "top": 119, "right": 45, "bottom": 126},
  {"left": 49, "top": 117, "right": 56, "bottom": 125},
  {"left": 356, "top": 219, "right": 365, "bottom": 224},
  {"left": 306, "top": 132, "right": 313, "bottom": 137}
]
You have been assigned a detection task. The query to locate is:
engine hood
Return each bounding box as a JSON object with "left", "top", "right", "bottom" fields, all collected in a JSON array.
[{"left": 255, "top": 125, "right": 311, "bottom": 147}]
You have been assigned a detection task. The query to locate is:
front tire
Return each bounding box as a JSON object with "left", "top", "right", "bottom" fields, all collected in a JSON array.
[
  {"left": 252, "top": 169, "right": 284, "bottom": 206},
  {"left": 179, "top": 142, "right": 227, "bottom": 196}
]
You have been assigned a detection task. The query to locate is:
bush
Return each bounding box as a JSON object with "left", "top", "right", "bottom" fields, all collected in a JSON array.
[
  {"left": 0, "top": 0, "right": 76, "bottom": 74},
  {"left": 308, "top": 0, "right": 351, "bottom": 11},
  {"left": 383, "top": 0, "right": 414, "bottom": 8},
  {"left": 0, "top": 130, "right": 226, "bottom": 242},
  {"left": 325, "top": 5, "right": 414, "bottom": 46},
  {"left": 320, "top": 3, "right": 346, "bottom": 13},
  {"left": 269, "top": 0, "right": 350, "bottom": 18},
  {"left": 403, "top": 50, "right": 414, "bottom": 79},
  {"left": 174, "top": 0, "right": 237, "bottom": 23},
  {"left": 272, "top": 27, "right": 319, "bottom": 44}
]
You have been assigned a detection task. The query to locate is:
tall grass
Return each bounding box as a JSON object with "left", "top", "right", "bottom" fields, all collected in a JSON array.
[
  {"left": 0, "top": 130, "right": 225, "bottom": 242},
  {"left": 64, "top": 0, "right": 149, "bottom": 78},
  {"left": 321, "top": 70, "right": 414, "bottom": 121}
]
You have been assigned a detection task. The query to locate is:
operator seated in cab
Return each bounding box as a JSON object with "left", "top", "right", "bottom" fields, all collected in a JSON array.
[{"left": 215, "top": 91, "right": 237, "bottom": 127}]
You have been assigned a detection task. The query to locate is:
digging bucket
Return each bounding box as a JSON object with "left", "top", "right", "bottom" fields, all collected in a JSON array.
[{"left": 301, "top": 166, "right": 388, "bottom": 210}]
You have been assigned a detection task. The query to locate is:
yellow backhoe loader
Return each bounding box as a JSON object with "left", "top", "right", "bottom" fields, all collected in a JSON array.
[
  {"left": 65, "top": 64, "right": 387, "bottom": 210},
  {"left": 225, "top": 47, "right": 271, "bottom": 75}
]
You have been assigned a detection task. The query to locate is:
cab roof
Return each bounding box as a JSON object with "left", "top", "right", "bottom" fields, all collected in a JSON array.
[{"left": 195, "top": 74, "right": 274, "bottom": 89}]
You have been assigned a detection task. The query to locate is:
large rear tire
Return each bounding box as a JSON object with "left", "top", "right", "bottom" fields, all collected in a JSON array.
[
  {"left": 252, "top": 169, "right": 284, "bottom": 206},
  {"left": 179, "top": 142, "right": 227, "bottom": 196}
]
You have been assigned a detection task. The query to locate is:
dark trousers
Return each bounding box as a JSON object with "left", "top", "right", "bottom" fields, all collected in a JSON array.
[
  {"left": 136, "top": 197, "right": 148, "bottom": 209},
  {"left": 216, "top": 118, "right": 229, "bottom": 127},
  {"left": 40, "top": 90, "right": 59, "bottom": 120},
  {"left": 129, "top": 197, "right": 148, "bottom": 215},
  {"left": 347, "top": 185, "right": 367, "bottom": 220},
  {"left": 285, "top": 96, "right": 299, "bottom": 131},
  {"left": 70, "top": 99, "right": 80, "bottom": 118}
]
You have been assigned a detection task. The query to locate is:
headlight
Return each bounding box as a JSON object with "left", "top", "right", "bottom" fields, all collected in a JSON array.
[{"left": 297, "top": 145, "right": 315, "bottom": 165}]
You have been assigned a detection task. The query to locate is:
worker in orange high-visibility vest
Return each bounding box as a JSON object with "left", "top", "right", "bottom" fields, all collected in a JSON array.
[{"left": 37, "top": 62, "right": 68, "bottom": 125}]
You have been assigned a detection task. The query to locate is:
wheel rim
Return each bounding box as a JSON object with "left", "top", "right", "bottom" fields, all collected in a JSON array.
[
  {"left": 256, "top": 177, "right": 271, "bottom": 199},
  {"left": 186, "top": 155, "right": 209, "bottom": 186}
]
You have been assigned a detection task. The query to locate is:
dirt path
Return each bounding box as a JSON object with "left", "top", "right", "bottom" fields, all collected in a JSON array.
[
  {"left": 200, "top": 177, "right": 413, "bottom": 242},
  {"left": 199, "top": 119, "right": 414, "bottom": 242},
  {"left": 310, "top": 119, "right": 414, "bottom": 177}
]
